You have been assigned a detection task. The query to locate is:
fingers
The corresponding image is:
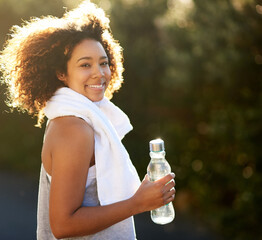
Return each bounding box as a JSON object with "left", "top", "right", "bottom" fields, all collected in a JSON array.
[
  {"left": 163, "top": 187, "right": 176, "bottom": 204},
  {"left": 165, "top": 191, "right": 175, "bottom": 204},
  {"left": 144, "top": 172, "right": 176, "bottom": 195},
  {"left": 158, "top": 174, "right": 175, "bottom": 205},
  {"left": 156, "top": 172, "right": 175, "bottom": 185},
  {"left": 163, "top": 179, "right": 175, "bottom": 192},
  {"left": 136, "top": 173, "right": 176, "bottom": 211},
  {"left": 168, "top": 187, "right": 176, "bottom": 197}
]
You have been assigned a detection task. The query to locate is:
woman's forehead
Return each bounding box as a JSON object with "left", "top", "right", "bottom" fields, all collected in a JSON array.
[{"left": 71, "top": 39, "right": 107, "bottom": 59}]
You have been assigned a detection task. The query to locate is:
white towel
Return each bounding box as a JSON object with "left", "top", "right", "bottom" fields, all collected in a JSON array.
[{"left": 43, "top": 87, "right": 141, "bottom": 205}]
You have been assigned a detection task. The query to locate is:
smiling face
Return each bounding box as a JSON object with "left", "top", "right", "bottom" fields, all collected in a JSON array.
[{"left": 58, "top": 39, "right": 111, "bottom": 102}]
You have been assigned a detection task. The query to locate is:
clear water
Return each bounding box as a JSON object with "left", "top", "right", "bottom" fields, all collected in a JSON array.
[
  {"left": 147, "top": 152, "right": 175, "bottom": 225},
  {"left": 151, "top": 203, "right": 175, "bottom": 225}
]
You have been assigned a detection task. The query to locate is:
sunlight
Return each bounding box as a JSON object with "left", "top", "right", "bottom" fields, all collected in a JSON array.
[
  {"left": 178, "top": 0, "right": 193, "bottom": 5},
  {"left": 122, "top": 0, "right": 142, "bottom": 6},
  {"left": 62, "top": 0, "right": 82, "bottom": 9},
  {"left": 98, "top": 0, "right": 112, "bottom": 11},
  {"left": 256, "top": 4, "right": 262, "bottom": 14},
  {"left": 166, "top": 0, "right": 194, "bottom": 28},
  {"left": 231, "top": 0, "right": 254, "bottom": 12}
]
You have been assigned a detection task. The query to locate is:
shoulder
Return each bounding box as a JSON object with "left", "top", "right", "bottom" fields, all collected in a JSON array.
[
  {"left": 50, "top": 116, "right": 93, "bottom": 136},
  {"left": 46, "top": 116, "right": 94, "bottom": 148}
]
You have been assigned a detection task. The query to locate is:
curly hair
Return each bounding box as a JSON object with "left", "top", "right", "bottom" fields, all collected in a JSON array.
[{"left": 0, "top": 0, "right": 124, "bottom": 127}]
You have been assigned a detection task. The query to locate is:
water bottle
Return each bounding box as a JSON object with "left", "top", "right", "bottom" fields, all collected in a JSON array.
[{"left": 147, "top": 138, "right": 175, "bottom": 224}]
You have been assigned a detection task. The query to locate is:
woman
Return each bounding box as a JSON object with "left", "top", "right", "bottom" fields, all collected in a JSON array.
[{"left": 0, "top": 1, "right": 175, "bottom": 239}]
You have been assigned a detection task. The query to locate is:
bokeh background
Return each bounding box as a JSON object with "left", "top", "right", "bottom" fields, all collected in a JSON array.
[{"left": 0, "top": 0, "right": 261, "bottom": 239}]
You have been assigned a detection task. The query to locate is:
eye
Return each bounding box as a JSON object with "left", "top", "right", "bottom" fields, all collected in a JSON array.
[
  {"left": 81, "top": 63, "right": 90, "bottom": 68},
  {"left": 101, "top": 61, "right": 109, "bottom": 66}
]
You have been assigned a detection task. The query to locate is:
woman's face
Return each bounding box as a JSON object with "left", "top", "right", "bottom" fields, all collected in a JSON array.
[{"left": 59, "top": 39, "right": 111, "bottom": 102}]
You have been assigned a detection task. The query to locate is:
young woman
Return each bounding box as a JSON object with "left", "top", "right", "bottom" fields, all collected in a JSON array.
[{"left": 0, "top": 1, "right": 175, "bottom": 239}]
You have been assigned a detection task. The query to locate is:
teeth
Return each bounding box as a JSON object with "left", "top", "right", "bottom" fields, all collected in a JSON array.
[{"left": 88, "top": 84, "right": 103, "bottom": 88}]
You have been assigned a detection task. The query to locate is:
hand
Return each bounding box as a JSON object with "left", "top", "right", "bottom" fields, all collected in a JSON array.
[{"left": 132, "top": 173, "right": 176, "bottom": 214}]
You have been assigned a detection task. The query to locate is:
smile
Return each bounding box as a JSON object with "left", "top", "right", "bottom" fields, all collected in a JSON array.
[{"left": 86, "top": 83, "right": 105, "bottom": 89}]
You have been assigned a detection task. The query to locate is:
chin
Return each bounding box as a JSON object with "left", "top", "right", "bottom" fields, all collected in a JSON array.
[{"left": 87, "top": 95, "right": 104, "bottom": 102}]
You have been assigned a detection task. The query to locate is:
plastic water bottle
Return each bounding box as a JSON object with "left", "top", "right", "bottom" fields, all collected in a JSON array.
[{"left": 147, "top": 138, "right": 175, "bottom": 224}]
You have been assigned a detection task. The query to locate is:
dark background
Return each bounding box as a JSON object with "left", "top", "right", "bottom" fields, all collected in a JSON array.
[{"left": 0, "top": 0, "right": 261, "bottom": 239}]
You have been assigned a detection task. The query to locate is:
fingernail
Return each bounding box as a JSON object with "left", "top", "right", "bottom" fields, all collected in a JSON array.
[{"left": 171, "top": 172, "right": 175, "bottom": 178}]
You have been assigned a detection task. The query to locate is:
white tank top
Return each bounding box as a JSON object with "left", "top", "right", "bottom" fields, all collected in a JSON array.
[{"left": 37, "top": 164, "right": 137, "bottom": 240}]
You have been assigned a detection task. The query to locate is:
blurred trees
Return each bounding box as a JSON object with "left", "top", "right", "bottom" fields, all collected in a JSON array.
[
  {"left": 0, "top": 0, "right": 261, "bottom": 239},
  {"left": 0, "top": 0, "right": 68, "bottom": 174},
  {"left": 103, "top": 0, "right": 262, "bottom": 239}
]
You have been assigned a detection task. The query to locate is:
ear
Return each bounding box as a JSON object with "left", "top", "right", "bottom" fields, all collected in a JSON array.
[{"left": 56, "top": 71, "right": 67, "bottom": 82}]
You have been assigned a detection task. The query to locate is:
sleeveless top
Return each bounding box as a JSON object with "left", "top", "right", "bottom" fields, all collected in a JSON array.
[{"left": 37, "top": 164, "right": 137, "bottom": 240}]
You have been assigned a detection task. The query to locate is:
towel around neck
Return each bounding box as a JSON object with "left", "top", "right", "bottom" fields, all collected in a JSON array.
[{"left": 44, "top": 87, "right": 141, "bottom": 205}]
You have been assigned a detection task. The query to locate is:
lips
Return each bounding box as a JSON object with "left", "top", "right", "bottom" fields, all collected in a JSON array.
[
  {"left": 86, "top": 82, "right": 106, "bottom": 89},
  {"left": 88, "top": 84, "right": 103, "bottom": 88}
]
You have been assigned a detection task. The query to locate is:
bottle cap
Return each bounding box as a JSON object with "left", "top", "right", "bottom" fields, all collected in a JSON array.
[{"left": 149, "top": 138, "right": 165, "bottom": 152}]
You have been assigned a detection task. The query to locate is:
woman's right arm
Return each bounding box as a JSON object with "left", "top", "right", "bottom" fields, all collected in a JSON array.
[{"left": 47, "top": 117, "right": 175, "bottom": 239}]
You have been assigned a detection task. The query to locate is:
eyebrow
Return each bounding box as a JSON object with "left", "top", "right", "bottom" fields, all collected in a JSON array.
[{"left": 76, "top": 56, "right": 108, "bottom": 63}]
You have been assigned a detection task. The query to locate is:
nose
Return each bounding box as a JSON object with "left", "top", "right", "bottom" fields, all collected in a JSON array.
[{"left": 91, "top": 64, "right": 104, "bottom": 79}]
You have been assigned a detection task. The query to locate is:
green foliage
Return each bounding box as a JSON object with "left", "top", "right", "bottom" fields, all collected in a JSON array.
[
  {"left": 0, "top": 0, "right": 261, "bottom": 239},
  {"left": 110, "top": 0, "right": 262, "bottom": 239}
]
